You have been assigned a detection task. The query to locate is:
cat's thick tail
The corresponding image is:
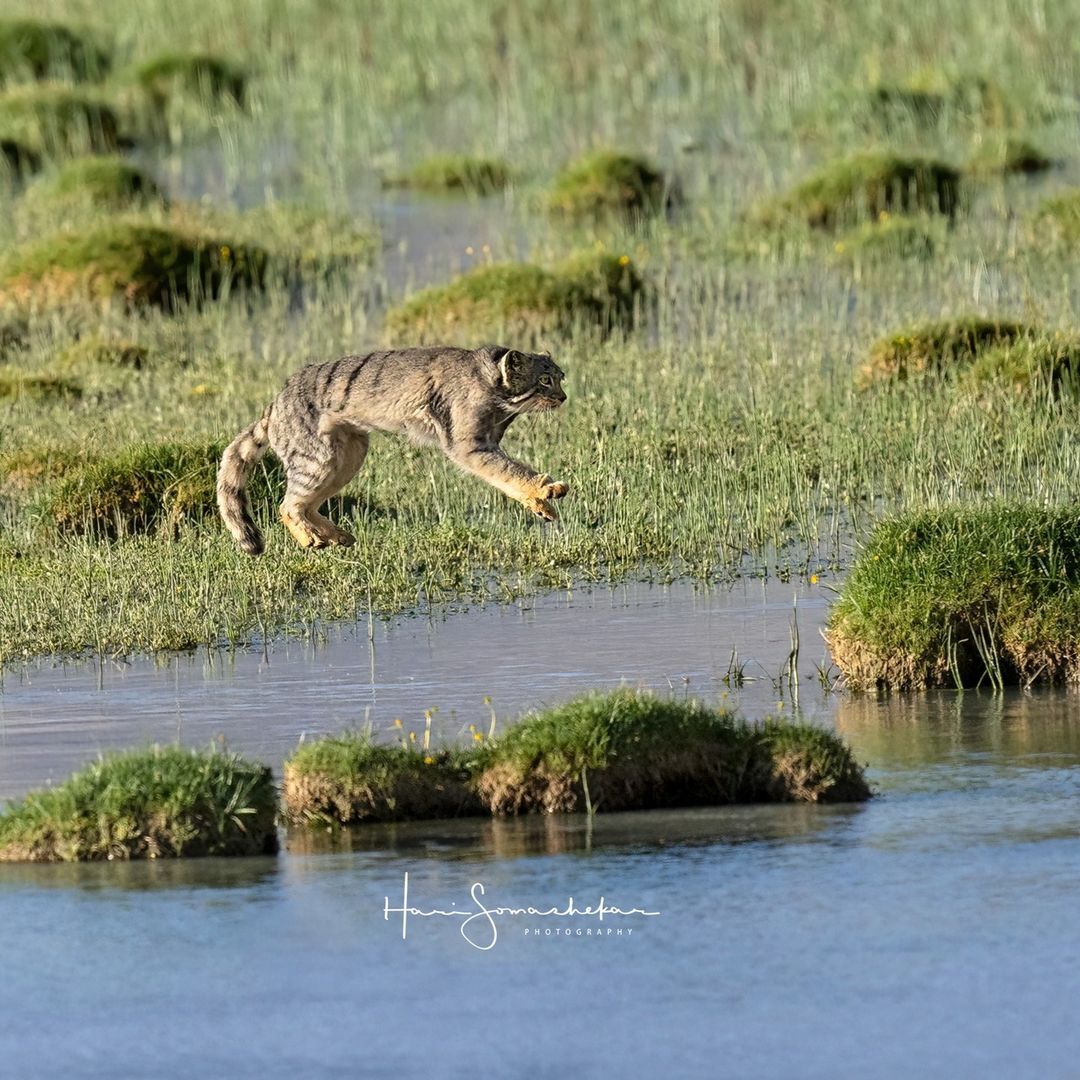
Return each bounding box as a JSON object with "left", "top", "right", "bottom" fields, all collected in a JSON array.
[{"left": 217, "top": 407, "right": 272, "bottom": 556}]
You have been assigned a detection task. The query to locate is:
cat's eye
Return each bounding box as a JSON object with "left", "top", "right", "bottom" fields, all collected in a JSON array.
[{"left": 539, "top": 375, "right": 553, "bottom": 387}]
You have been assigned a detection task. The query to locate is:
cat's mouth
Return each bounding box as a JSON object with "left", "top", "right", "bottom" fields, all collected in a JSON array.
[{"left": 534, "top": 394, "right": 566, "bottom": 410}]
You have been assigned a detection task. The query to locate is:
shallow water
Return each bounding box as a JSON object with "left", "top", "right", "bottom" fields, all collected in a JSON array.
[
  {"left": 0, "top": 580, "right": 829, "bottom": 802},
  {"left": 2, "top": 584, "right": 1080, "bottom": 1076}
]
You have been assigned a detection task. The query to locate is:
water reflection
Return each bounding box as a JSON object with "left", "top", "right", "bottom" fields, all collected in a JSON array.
[{"left": 0, "top": 855, "right": 279, "bottom": 893}]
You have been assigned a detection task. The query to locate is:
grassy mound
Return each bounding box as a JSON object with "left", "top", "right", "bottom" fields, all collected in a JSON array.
[
  {"left": 857, "top": 316, "right": 1034, "bottom": 386},
  {"left": 1037, "top": 190, "right": 1080, "bottom": 245},
  {"left": 755, "top": 152, "right": 960, "bottom": 229},
  {"left": 27, "top": 155, "right": 163, "bottom": 208},
  {"left": 384, "top": 251, "right": 644, "bottom": 340},
  {"left": 0, "top": 19, "right": 110, "bottom": 83},
  {"left": 282, "top": 735, "right": 482, "bottom": 825},
  {"left": 60, "top": 334, "right": 151, "bottom": 369},
  {"left": 384, "top": 154, "right": 512, "bottom": 195},
  {"left": 1, "top": 136, "right": 40, "bottom": 174},
  {"left": 0, "top": 220, "right": 268, "bottom": 308},
  {"left": 970, "top": 137, "right": 1053, "bottom": 175},
  {"left": 826, "top": 506, "right": 1080, "bottom": 690},
  {"left": 0, "top": 371, "right": 81, "bottom": 400},
  {"left": 547, "top": 150, "right": 675, "bottom": 219},
  {"left": 0, "top": 746, "right": 278, "bottom": 862},
  {"left": 284, "top": 693, "right": 869, "bottom": 826},
  {"left": 868, "top": 74, "right": 1010, "bottom": 129},
  {"left": 961, "top": 336, "right": 1080, "bottom": 393},
  {"left": 134, "top": 52, "right": 246, "bottom": 108},
  {"left": 40, "top": 439, "right": 281, "bottom": 537},
  {"left": 832, "top": 215, "right": 938, "bottom": 262},
  {"left": 475, "top": 692, "right": 869, "bottom": 813},
  {"left": 0, "top": 83, "right": 123, "bottom": 155}
]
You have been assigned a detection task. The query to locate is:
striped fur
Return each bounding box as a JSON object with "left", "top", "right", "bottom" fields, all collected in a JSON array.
[{"left": 217, "top": 345, "right": 568, "bottom": 555}]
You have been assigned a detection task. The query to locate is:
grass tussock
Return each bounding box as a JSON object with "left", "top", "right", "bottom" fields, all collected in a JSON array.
[
  {"left": 26, "top": 155, "right": 163, "bottom": 209},
  {"left": 0, "top": 83, "right": 123, "bottom": 156},
  {"left": 384, "top": 153, "right": 512, "bottom": 195},
  {"left": 832, "top": 214, "right": 939, "bottom": 262},
  {"left": 283, "top": 735, "right": 482, "bottom": 825},
  {"left": 1, "top": 136, "right": 40, "bottom": 175},
  {"left": 0, "top": 746, "right": 278, "bottom": 862},
  {"left": 133, "top": 52, "right": 247, "bottom": 109},
  {"left": 384, "top": 251, "right": 644, "bottom": 341},
  {"left": 857, "top": 316, "right": 1034, "bottom": 386},
  {"left": 0, "top": 19, "right": 110, "bottom": 83},
  {"left": 60, "top": 333, "right": 151, "bottom": 370},
  {"left": 39, "top": 439, "right": 281, "bottom": 537},
  {"left": 475, "top": 692, "right": 870, "bottom": 813},
  {"left": 868, "top": 73, "right": 1011, "bottom": 129},
  {"left": 546, "top": 150, "right": 676, "bottom": 220},
  {"left": 826, "top": 505, "right": 1080, "bottom": 690},
  {"left": 755, "top": 152, "right": 960, "bottom": 229},
  {"left": 284, "top": 693, "right": 869, "bottom": 827},
  {"left": 0, "top": 370, "right": 81, "bottom": 400},
  {"left": 0, "top": 220, "right": 268, "bottom": 308},
  {"left": 969, "top": 137, "right": 1053, "bottom": 176}
]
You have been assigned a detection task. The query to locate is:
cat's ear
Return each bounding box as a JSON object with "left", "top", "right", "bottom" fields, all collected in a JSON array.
[{"left": 498, "top": 349, "right": 530, "bottom": 388}]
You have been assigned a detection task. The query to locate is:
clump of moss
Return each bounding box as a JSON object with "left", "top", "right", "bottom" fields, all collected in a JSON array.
[
  {"left": 283, "top": 736, "right": 482, "bottom": 825},
  {"left": 0, "top": 83, "right": 123, "bottom": 156},
  {"left": 827, "top": 506, "right": 1080, "bottom": 690},
  {"left": 869, "top": 74, "right": 1010, "bottom": 129},
  {"left": 755, "top": 152, "right": 960, "bottom": 230},
  {"left": 0, "top": 19, "right": 110, "bottom": 83},
  {"left": 547, "top": 150, "right": 676, "bottom": 220},
  {"left": 0, "top": 220, "right": 268, "bottom": 309},
  {"left": 832, "top": 214, "right": 938, "bottom": 262},
  {"left": 26, "top": 155, "right": 163, "bottom": 209},
  {"left": 0, "top": 746, "right": 278, "bottom": 862},
  {"left": 384, "top": 251, "right": 644, "bottom": 341},
  {"left": 0, "top": 370, "right": 81, "bottom": 400},
  {"left": 41, "top": 439, "right": 283, "bottom": 538},
  {"left": 857, "top": 316, "right": 1033, "bottom": 387},
  {"left": 970, "top": 137, "right": 1053, "bottom": 176},
  {"left": 385, "top": 154, "right": 512, "bottom": 195},
  {"left": 1036, "top": 189, "right": 1080, "bottom": 245},
  {"left": 475, "top": 691, "right": 869, "bottom": 813},
  {"left": 60, "top": 333, "right": 151, "bottom": 369},
  {"left": 961, "top": 336, "right": 1080, "bottom": 393},
  {"left": 134, "top": 52, "right": 246, "bottom": 109}
]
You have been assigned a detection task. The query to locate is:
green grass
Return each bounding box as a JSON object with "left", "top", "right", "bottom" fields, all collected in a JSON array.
[
  {"left": 384, "top": 153, "right": 512, "bottom": 195},
  {"left": 0, "top": 370, "right": 80, "bottom": 400},
  {"left": 0, "top": 219, "right": 268, "bottom": 307},
  {"left": 546, "top": 150, "right": 675, "bottom": 220},
  {"left": 0, "top": 83, "right": 123, "bottom": 156},
  {"left": 133, "top": 51, "right": 246, "bottom": 108},
  {"left": 283, "top": 735, "right": 482, "bottom": 824},
  {"left": 0, "top": 745, "right": 278, "bottom": 861},
  {"left": 283, "top": 692, "right": 870, "bottom": 825},
  {"left": 25, "top": 155, "right": 163, "bottom": 209},
  {"left": 969, "top": 136, "right": 1053, "bottom": 175},
  {"left": 0, "top": 18, "right": 110, "bottom": 83},
  {"left": 827, "top": 505, "right": 1080, "bottom": 690},
  {"left": 754, "top": 152, "right": 961, "bottom": 229},
  {"left": 1037, "top": 189, "right": 1080, "bottom": 245},
  {"left": 0, "top": 0, "right": 1077, "bottom": 663},
  {"left": 384, "top": 251, "right": 644, "bottom": 341},
  {"left": 60, "top": 333, "right": 151, "bottom": 369}
]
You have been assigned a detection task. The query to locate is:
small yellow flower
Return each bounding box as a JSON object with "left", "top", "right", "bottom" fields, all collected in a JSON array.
[
  {"left": 810, "top": 574, "right": 819, "bottom": 584},
  {"left": 393, "top": 718, "right": 403, "bottom": 728},
  {"left": 423, "top": 755, "right": 435, "bottom": 765},
  {"left": 219, "top": 245, "right": 231, "bottom": 259},
  {"left": 618, "top": 254, "right": 631, "bottom": 266},
  {"left": 409, "top": 731, "right": 416, "bottom": 742},
  {"left": 481, "top": 243, "right": 491, "bottom": 254},
  {"left": 468, "top": 724, "right": 476, "bottom": 733},
  {"left": 878, "top": 210, "right": 890, "bottom": 222},
  {"left": 472, "top": 732, "right": 483, "bottom": 742},
  {"left": 191, "top": 383, "right": 214, "bottom": 396}
]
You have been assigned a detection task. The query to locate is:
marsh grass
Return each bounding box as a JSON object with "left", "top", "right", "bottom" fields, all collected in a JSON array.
[
  {"left": 754, "top": 153, "right": 961, "bottom": 230},
  {"left": 283, "top": 735, "right": 482, "bottom": 825},
  {"left": 133, "top": 52, "right": 247, "bottom": 109},
  {"left": 827, "top": 505, "right": 1080, "bottom": 690},
  {"left": 383, "top": 251, "right": 644, "bottom": 341},
  {"left": 0, "top": 83, "right": 123, "bottom": 156},
  {"left": 0, "top": 18, "right": 110, "bottom": 83},
  {"left": 384, "top": 154, "right": 513, "bottom": 195},
  {"left": 546, "top": 151, "right": 675, "bottom": 221},
  {"left": 25, "top": 155, "right": 163, "bottom": 209},
  {"left": 0, "top": 745, "right": 278, "bottom": 861},
  {"left": 283, "top": 692, "right": 870, "bottom": 826}
]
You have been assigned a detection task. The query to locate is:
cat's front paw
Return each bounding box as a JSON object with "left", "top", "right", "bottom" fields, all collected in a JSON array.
[{"left": 534, "top": 475, "right": 569, "bottom": 501}]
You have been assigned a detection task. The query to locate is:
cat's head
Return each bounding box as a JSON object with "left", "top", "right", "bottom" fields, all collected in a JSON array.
[{"left": 491, "top": 347, "right": 567, "bottom": 412}]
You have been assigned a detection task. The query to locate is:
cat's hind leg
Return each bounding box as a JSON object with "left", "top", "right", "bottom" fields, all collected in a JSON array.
[{"left": 274, "top": 420, "right": 368, "bottom": 550}]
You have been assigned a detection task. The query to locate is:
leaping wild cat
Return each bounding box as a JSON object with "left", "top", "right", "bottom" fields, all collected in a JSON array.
[{"left": 217, "top": 345, "right": 568, "bottom": 555}]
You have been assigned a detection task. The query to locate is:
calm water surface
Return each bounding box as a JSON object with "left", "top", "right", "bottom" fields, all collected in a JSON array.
[{"left": 2, "top": 582, "right": 1079, "bottom": 1078}]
